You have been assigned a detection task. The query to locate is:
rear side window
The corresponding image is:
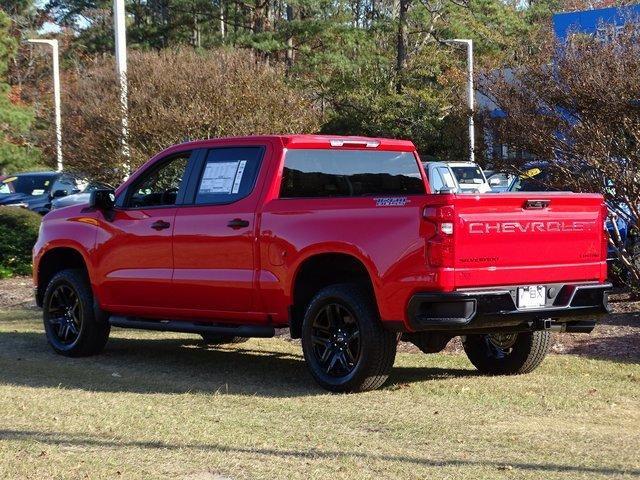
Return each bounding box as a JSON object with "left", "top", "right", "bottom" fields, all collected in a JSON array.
[
  {"left": 280, "top": 149, "right": 425, "bottom": 198},
  {"left": 195, "top": 147, "right": 263, "bottom": 205}
]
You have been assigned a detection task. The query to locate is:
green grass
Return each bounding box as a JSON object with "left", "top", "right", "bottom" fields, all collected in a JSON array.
[{"left": 0, "top": 307, "right": 639, "bottom": 480}]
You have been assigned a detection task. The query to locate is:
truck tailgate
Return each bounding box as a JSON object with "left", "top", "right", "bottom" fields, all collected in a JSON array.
[{"left": 451, "top": 193, "right": 607, "bottom": 287}]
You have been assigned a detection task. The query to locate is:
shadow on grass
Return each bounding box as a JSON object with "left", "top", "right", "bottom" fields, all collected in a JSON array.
[
  {"left": 0, "top": 428, "right": 637, "bottom": 477},
  {"left": 558, "top": 312, "right": 640, "bottom": 362},
  {"left": 0, "top": 330, "right": 475, "bottom": 397},
  {"left": 596, "top": 311, "right": 640, "bottom": 327}
]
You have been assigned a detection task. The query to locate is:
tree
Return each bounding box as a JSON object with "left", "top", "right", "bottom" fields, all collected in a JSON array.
[
  {"left": 0, "top": 9, "right": 40, "bottom": 174},
  {"left": 480, "top": 26, "right": 640, "bottom": 291},
  {"left": 59, "top": 48, "right": 320, "bottom": 181},
  {"left": 39, "top": 0, "right": 537, "bottom": 163}
]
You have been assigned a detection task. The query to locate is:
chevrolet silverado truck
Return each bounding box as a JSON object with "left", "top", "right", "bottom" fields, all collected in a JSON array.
[{"left": 33, "top": 135, "right": 611, "bottom": 392}]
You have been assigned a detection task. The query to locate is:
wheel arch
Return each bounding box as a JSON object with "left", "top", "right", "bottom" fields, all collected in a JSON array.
[
  {"left": 288, "top": 250, "right": 380, "bottom": 339},
  {"left": 36, "top": 246, "right": 92, "bottom": 307}
]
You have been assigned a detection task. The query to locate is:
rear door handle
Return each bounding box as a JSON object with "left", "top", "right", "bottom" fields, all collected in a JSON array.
[
  {"left": 151, "top": 220, "right": 171, "bottom": 231},
  {"left": 227, "top": 218, "right": 250, "bottom": 229}
]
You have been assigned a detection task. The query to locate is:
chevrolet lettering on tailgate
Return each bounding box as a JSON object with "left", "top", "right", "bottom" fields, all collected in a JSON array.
[{"left": 468, "top": 220, "right": 597, "bottom": 234}]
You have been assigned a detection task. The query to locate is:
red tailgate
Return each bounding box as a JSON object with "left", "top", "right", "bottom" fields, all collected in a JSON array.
[{"left": 450, "top": 193, "right": 607, "bottom": 288}]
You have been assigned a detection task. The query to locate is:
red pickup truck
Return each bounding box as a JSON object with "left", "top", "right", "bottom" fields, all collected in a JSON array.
[{"left": 33, "top": 135, "right": 611, "bottom": 392}]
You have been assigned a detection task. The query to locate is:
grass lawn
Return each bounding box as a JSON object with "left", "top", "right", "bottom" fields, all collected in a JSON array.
[{"left": 0, "top": 306, "right": 638, "bottom": 480}]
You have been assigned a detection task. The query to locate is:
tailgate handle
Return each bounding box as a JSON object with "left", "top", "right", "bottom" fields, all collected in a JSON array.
[{"left": 524, "top": 199, "right": 550, "bottom": 209}]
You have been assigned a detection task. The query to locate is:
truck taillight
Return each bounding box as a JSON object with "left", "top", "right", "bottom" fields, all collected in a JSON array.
[
  {"left": 424, "top": 206, "right": 455, "bottom": 267},
  {"left": 602, "top": 204, "right": 610, "bottom": 260}
]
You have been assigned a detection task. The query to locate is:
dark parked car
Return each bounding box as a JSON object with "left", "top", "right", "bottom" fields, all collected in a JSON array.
[
  {"left": 51, "top": 181, "right": 114, "bottom": 210},
  {"left": 0, "top": 171, "right": 84, "bottom": 214}
]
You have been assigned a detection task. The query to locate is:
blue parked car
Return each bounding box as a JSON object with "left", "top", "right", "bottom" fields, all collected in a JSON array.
[{"left": 0, "top": 171, "right": 85, "bottom": 215}]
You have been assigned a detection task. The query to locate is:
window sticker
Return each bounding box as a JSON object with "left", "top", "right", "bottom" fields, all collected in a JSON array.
[
  {"left": 32, "top": 189, "right": 45, "bottom": 195},
  {"left": 231, "top": 160, "right": 247, "bottom": 194},
  {"left": 199, "top": 161, "right": 240, "bottom": 194}
]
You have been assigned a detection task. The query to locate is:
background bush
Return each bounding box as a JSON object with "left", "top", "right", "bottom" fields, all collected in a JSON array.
[
  {"left": 59, "top": 48, "right": 321, "bottom": 182},
  {"left": 0, "top": 207, "right": 41, "bottom": 277}
]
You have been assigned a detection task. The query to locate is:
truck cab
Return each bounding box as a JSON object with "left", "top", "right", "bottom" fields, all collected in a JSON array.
[{"left": 33, "top": 135, "right": 611, "bottom": 392}]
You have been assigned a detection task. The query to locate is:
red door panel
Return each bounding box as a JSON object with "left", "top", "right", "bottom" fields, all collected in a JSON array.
[
  {"left": 95, "top": 207, "right": 176, "bottom": 312},
  {"left": 170, "top": 145, "right": 269, "bottom": 321},
  {"left": 172, "top": 205, "right": 256, "bottom": 314}
]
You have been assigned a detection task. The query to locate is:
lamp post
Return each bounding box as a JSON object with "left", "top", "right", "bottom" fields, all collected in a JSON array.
[
  {"left": 445, "top": 38, "right": 475, "bottom": 163},
  {"left": 27, "top": 39, "right": 62, "bottom": 172},
  {"left": 113, "top": 0, "right": 131, "bottom": 178}
]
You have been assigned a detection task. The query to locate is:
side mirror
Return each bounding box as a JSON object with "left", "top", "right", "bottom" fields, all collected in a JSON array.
[
  {"left": 52, "top": 189, "right": 68, "bottom": 198},
  {"left": 89, "top": 189, "right": 116, "bottom": 211}
]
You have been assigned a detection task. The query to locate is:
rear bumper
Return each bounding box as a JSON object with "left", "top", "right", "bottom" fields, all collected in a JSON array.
[{"left": 406, "top": 282, "right": 612, "bottom": 333}]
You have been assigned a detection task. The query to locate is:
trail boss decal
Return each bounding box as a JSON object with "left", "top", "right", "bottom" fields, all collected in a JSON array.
[{"left": 374, "top": 197, "right": 409, "bottom": 207}]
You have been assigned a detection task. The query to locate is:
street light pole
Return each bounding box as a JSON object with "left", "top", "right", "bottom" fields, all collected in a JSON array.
[
  {"left": 113, "top": 0, "right": 131, "bottom": 178},
  {"left": 27, "top": 39, "right": 62, "bottom": 172},
  {"left": 445, "top": 39, "right": 475, "bottom": 163}
]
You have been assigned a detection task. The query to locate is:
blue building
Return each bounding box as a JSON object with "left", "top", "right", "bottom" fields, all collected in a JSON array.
[
  {"left": 553, "top": 4, "right": 640, "bottom": 41},
  {"left": 480, "top": 4, "right": 640, "bottom": 162}
]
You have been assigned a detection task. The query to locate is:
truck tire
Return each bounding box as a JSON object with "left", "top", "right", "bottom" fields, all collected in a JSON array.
[
  {"left": 42, "top": 269, "right": 111, "bottom": 357},
  {"left": 301, "top": 284, "right": 397, "bottom": 393},
  {"left": 200, "top": 334, "right": 248, "bottom": 345},
  {"left": 463, "top": 331, "right": 551, "bottom": 375}
]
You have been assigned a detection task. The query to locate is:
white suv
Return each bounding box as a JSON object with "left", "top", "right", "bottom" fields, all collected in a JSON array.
[{"left": 446, "top": 161, "right": 491, "bottom": 193}]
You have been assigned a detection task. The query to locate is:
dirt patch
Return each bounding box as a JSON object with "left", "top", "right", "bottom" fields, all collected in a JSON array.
[
  {"left": 552, "top": 295, "right": 640, "bottom": 361},
  {"left": 2, "top": 277, "right": 639, "bottom": 361},
  {"left": 0, "top": 276, "right": 36, "bottom": 310}
]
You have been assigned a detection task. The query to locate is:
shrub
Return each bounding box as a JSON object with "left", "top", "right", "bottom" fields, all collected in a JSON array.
[
  {"left": 0, "top": 207, "right": 41, "bottom": 277},
  {"left": 481, "top": 25, "right": 640, "bottom": 293},
  {"left": 58, "top": 48, "right": 321, "bottom": 183}
]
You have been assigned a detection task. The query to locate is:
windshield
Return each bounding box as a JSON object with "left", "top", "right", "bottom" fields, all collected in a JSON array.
[
  {"left": 450, "top": 166, "right": 485, "bottom": 184},
  {"left": 83, "top": 182, "right": 112, "bottom": 193},
  {"left": 0, "top": 174, "right": 54, "bottom": 196},
  {"left": 509, "top": 169, "right": 560, "bottom": 192}
]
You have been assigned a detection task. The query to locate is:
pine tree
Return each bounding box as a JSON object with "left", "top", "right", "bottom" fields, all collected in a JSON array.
[{"left": 0, "top": 9, "right": 40, "bottom": 174}]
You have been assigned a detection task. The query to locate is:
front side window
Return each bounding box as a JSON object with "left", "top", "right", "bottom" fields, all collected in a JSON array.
[
  {"left": 280, "top": 149, "right": 425, "bottom": 198},
  {"left": 127, "top": 153, "right": 190, "bottom": 208},
  {"left": 194, "top": 147, "right": 263, "bottom": 205},
  {"left": 51, "top": 175, "right": 79, "bottom": 195}
]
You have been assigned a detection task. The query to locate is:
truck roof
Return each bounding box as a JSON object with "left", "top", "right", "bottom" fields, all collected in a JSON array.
[{"left": 174, "top": 134, "right": 417, "bottom": 152}]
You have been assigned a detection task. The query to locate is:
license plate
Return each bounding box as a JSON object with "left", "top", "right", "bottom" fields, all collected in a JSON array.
[{"left": 517, "top": 285, "right": 546, "bottom": 309}]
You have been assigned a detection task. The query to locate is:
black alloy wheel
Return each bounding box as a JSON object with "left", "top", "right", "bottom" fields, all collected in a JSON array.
[
  {"left": 46, "top": 283, "right": 82, "bottom": 346},
  {"left": 483, "top": 332, "right": 519, "bottom": 359},
  {"left": 42, "top": 269, "right": 111, "bottom": 357},
  {"left": 301, "top": 284, "right": 397, "bottom": 392},
  {"left": 310, "top": 303, "right": 361, "bottom": 377},
  {"left": 463, "top": 330, "right": 551, "bottom": 375}
]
